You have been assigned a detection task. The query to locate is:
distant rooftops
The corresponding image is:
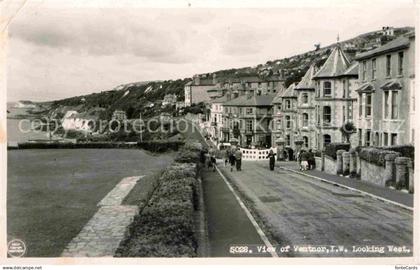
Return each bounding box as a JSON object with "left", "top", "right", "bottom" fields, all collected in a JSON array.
[
  {"left": 355, "top": 33, "right": 414, "bottom": 60},
  {"left": 223, "top": 94, "right": 275, "bottom": 107}
]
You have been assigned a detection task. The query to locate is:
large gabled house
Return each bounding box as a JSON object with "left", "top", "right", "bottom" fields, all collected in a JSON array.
[{"left": 313, "top": 44, "right": 360, "bottom": 150}]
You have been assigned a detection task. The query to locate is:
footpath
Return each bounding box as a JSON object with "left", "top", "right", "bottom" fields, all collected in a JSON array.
[{"left": 278, "top": 162, "right": 413, "bottom": 209}]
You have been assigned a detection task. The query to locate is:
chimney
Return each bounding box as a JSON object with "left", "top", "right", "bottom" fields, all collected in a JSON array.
[
  {"left": 193, "top": 75, "right": 200, "bottom": 85},
  {"left": 227, "top": 92, "right": 232, "bottom": 101},
  {"left": 212, "top": 73, "right": 217, "bottom": 85}
]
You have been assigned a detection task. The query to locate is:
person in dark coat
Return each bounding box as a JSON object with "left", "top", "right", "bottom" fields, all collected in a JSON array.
[
  {"left": 229, "top": 147, "right": 236, "bottom": 172},
  {"left": 267, "top": 149, "right": 276, "bottom": 171},
  {"left": 308, "top": 149, "right": 315, "bottom": 170},
  {"left": 234, "top": 148, "right": 242, "bottom": 171}
]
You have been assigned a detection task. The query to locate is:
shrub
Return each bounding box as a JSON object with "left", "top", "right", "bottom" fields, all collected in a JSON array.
[
  {"left": 359, "top": 147, "right": 401, "bottom": 167},
  {"left": 379, "top": 144, "right": 414, "bottom": 162},
  {"left": 324, "top": 143, "right": 350, "bottom": 160},
  {"left": 138, "top": 141, "right": 185, "bottom": 152},
  {"left": 115, "top": 163, "right": 199, "bottom": 257}
]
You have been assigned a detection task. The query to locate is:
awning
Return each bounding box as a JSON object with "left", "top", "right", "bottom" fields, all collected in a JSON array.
[
  {"left": 355, "top": 82, "right": 375, "bottom": 93},
  {"left": 380, "top": 79, "right": 403, "bottom": 91}
]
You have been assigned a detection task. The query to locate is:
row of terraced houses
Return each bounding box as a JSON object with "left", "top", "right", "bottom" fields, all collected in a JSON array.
[{"left": 184, "top": 32, "right": 415, "bottom": 157}]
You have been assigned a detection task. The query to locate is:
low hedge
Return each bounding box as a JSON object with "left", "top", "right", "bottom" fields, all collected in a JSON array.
[
  {"left": 379, "top": 144, "right": 414, "bottom": 161},
  {"left": 115, "top": 142, "right": 202, "bottom": 257},
  {"left": 324, "top": 143, "right": 351, "bottom": 160},
  {"left": 17, "top": 142, "right": 139, "bottom": 149},
  {"left": 137, "top": 140, "right": 185, "bottom": 152},
  {"left": 359, "top": 147, "right": 401, "bottom": 167}
]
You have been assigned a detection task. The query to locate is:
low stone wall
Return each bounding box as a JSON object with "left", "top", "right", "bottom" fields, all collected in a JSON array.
[
  {"left": 324, "top": 156, "right": 336, "bottom": 175},
  {"left": 315, "top": 157, "right": 322, "bottom": 171},
  {"left": 360, "top": 159, "right": 389, "bottom": 186}
]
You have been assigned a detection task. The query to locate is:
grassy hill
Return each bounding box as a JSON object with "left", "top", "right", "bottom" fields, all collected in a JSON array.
[{"left": 45, "top": 26, "right": 413, "bottom": 120}]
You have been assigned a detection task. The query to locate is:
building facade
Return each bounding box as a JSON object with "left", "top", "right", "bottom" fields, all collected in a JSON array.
[
  {"left": 313, "top": 45, "right": 360, "bottom": 150},
  {"left": 354, "top": 32, "right": 415, "bottom": 147},
  {"left": 223, "top": 93, "right": 275, "bottom": 147}
]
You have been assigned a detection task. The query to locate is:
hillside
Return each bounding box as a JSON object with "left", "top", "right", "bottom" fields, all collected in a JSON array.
[{"left": 46, "top": 26, "right": 413, "bottom": 120}]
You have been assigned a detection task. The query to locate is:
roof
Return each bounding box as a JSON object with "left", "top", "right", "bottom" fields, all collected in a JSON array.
[
  {"left": 341, "top": 62, "right": 359, "bottom": 77},
  {"left": 219, "top": 75, "right": 284, "bottom": 84},
  {"left": 380, "top": 79, "right": 403, "bottom": 90},
  {"left": 355, "top": 82, "right": 375, "bottom": 93},
  {"left": 295, "top": 64, "right": 317, "bottom": 90},
  {"left": 223, "top": 94, "right": 275, "bottom": 107},
  {"left": 355, "top": 35, "right": 412, "bottom": 60},
  {"left": 281, "top": 83, "right": 297, "bottom": 98},
  {"left": 211, "top": 95, "right": 229, "bottom": 104},
  {"left": 313, "top": 45, "right": 351, "bottom": 79}
]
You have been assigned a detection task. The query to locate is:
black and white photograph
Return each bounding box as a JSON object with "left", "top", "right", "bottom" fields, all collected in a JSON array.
[{"left": 0, "top": 0, "right": 418, "bottom": 265}]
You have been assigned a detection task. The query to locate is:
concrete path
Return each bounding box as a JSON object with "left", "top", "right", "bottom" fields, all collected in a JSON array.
[
  {"left": 61, "top": 176, "right": 143, "bottom": 257},
  {"left": 201, "top": 169, "right": 273, "bottom": 257},
  {"left": 278, "top": 163, "right": 413, "bottom": 209},
  {"left": 219, "top": 161, "right": 413, "bottom": 257}
]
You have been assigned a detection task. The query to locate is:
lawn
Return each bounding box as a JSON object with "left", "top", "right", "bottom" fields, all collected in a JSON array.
[{"left": 7, "top": 149, "right": 174, "bottom": 257}]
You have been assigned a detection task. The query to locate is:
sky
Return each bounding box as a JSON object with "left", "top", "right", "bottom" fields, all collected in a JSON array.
[{"left": 6, "top": 0, "right": 416, "bottom": 102}]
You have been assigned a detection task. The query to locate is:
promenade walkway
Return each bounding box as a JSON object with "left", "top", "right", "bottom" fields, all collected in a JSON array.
[{"left": 61, "top": 176, "right": 143, "bottom": 257}]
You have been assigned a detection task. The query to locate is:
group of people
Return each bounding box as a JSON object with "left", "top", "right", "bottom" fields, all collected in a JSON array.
[
  {"left": 200, "top": 145, "right": 243, "bottom": 172},
  {"left": 224, "top": 147, "right": 243, "bottom": 172},
  {"left": 296, "top": 149, "right": 316, "bottom": 171}
]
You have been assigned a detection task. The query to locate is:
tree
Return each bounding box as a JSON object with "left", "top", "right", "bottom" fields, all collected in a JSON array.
[{"left": 340, "top": 121, "right": 357, "bottom": 144}]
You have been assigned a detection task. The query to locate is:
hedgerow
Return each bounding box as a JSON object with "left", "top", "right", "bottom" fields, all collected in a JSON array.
[
  {"left": 359, "top": 147, "right": 401, "bottom": 167},
  {"left": 324, "top": 143, "right": 350, "bottom": 160}
]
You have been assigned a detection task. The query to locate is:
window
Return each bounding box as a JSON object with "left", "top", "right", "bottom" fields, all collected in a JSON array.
[
  {"left": 323, "top": 106, "right": 331, "bottom": 125},
  {"left": 386, "top": 55, "right": 391, "bottom": 77},
  {"left": 286, "top": 134, "right": 291, "bottom": 146},
  {"left": 286, "top": 100, "right": 291, "bottom": 109},
  {"left": 246, "top": 119, "right": 253, "bottom": 132},
  {"left": 302, "top": 93, "right": 308, "bottom": 104},
  {"left": 391, "top": 91, "right": 398, "bottom": 119},
  {"left": 342, "top": 80, "right": 346, "bottom": 98},
  {"left": 398, "top": 51, "right": 404, "bottom": 76},
  {"left": 384, "top": 91, "right": 389, "bottom": 118},
  {"left": 323, "top": 134, "right": 331, "bottom": 146},
  {"left": 383, "top": 132, "right": 388, "bottom": 146},
  {"left": 391, "top": 133, "right": 398, "bottom": 145},
  {"left": 246, "top": 107, "right": 253, "bottom": 114},
  {"left": 362, "top": 61, "right": 367, "bottom": 81},
  {"left": 276, "top": 120, "right": 282, "bottom": 130},
  {"left": 358, "top": 129, "right": 363, "bottom": 146},
  {"left": 359, "top": 93, "right": 363, "bottom": 117},
  {"left": 302, "top": 113, "right": 309, "bottom": 127},
  {"left": 365, "top": 94, "right": 372, "bottom": 117},
  {"left": 303, "top": 136, "right": 309, "bottom": 148},
  {"left": 342, "top": 106, "right": 346, "bottom": 124},
  {"left": 286, "top": 115, "right": 291, "bottom": 128},
  {"left": 372, "top": 58, "right": 376, "bottom": 79},
  {"left": 375, "top": 132, "right": 380, "bottom": 146},
  {"left": 366, "top": 130, "right": 371, "bottom": 146},
  {"left": 323, "top": 81, "right": 332, "bottom": 96}
]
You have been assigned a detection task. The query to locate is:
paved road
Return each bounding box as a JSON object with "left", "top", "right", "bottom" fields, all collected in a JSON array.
[{"left": 219, "top": 161, "right": 413, "bottom": 257}]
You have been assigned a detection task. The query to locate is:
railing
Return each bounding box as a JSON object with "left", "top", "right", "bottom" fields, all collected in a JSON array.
[{"left": 240, "top": 147, "right": 277, "bottom": 160}]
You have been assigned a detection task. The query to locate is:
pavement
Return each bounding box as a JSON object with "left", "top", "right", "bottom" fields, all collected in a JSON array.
[
  {"left": 218, "top": 161, "right": 413, "bottom": 257},
  {"left": 61, "top": 176, "right": 142, "bottom": 257},
  {"left": 278, "top": 162, "right": 413, "bottom": 208}
]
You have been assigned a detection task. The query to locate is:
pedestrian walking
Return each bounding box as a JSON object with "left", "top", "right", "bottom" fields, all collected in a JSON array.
[
  {"left": 234, "top": 148, "right": 242, "bottom": 171},
  {"left": 228, "top": 147, "right": 236, "bottom": 172},
  {"left": 224, "top": 148, "right": 230, "bottom": 167},
  {"left": 266, "top": 149, "right": 276, "bottom": 171},
  {"left": 300, "top": 150, "right": 309, "bottom": 171},
  {"left": 308, "top": 149, "right": 315, "bottom": 170}
]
